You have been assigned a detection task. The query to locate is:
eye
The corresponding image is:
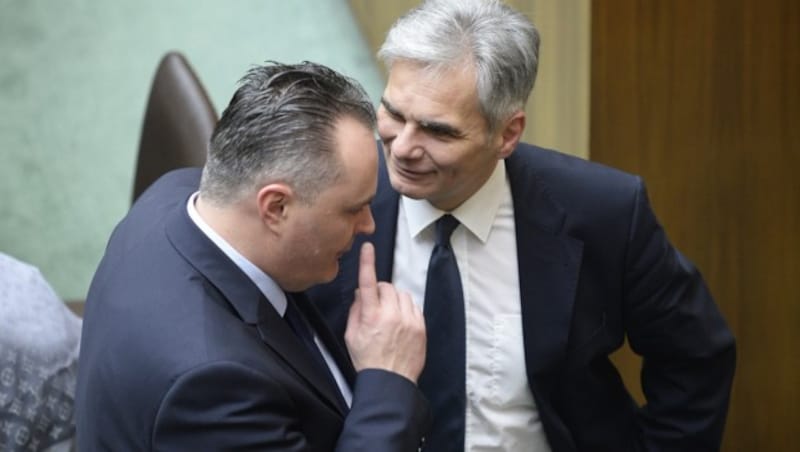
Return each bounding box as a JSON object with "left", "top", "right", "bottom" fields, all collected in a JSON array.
[
  {"left": 385, "top": 108, "right": 404, "bottom": 122},
  {"left": 347, "top": 204, "right": 367, "bottom": 215},
  {"left": 379, "top": 99, "right": 405, "bottom": 123}
]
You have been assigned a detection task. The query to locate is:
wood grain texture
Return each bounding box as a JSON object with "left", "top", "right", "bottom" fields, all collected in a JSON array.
[{"left": 591, "top": 0, "right": 799, "bottom": 449}]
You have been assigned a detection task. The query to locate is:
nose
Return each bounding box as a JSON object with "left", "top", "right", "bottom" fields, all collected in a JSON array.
[
  {"left": 389, "top": 124, "right": 423, "bottom": 160},
  {"left": 358, "top": 207, "right": 376, "bottom": 235}
]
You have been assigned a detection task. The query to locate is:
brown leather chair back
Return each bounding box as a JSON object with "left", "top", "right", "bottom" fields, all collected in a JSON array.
[{"left": 132, "top": 51, "right": 217, "bottom": 203}]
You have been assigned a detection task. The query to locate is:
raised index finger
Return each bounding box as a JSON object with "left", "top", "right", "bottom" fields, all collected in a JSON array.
[{"left": 358, "top": 242, "right": 379, "bottom": 305}]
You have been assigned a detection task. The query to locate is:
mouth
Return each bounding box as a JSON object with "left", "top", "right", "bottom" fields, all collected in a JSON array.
[{"left": 391, "top": 162, "right": 433, "bottom": 180}]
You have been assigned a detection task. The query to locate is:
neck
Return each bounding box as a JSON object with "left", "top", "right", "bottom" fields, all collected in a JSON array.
[{"left": 195, "top": 194, "right": 263, "bottom": 266}]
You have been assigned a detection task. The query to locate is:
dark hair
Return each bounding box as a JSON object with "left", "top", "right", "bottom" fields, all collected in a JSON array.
[{"left": 200, "top": 61, "right": 376, "bottom": 204}]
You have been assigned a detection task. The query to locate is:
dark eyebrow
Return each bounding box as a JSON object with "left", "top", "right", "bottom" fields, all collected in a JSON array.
[
  {"left": 418, "top": 119, "right": 465, "bottom": 139},
  {"left": 380, "top": 97, "right": 404, "bottom": 119},
  {"left": 381, "top": 97, "right": 465, "bottom": 139}
]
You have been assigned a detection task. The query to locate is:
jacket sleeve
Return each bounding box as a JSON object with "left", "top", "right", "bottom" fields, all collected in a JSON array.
[
  {"left": 622, "top": 179, "right": 736, "bottom": 450},
  {"left": 339, "top": 369, "right": 431, "bottom": 452},
  {"left": 152, "top": 362, "right": 319, "bottom": 451},
  {"left": 152, "top": 362, "right": 429, "bottom": 451}
]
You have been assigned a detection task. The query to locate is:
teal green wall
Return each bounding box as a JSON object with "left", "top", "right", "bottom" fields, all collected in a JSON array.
[{"left": 0, "top": 0, "right": 383, "bottom": 301}]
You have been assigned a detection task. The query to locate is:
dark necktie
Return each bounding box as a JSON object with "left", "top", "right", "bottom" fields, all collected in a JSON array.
[
  {"left": 283, "top": 296, "right": 345, "bottom": 407},
  {"left": 418, "top": 214, "right": 466, "bottom": 452}
]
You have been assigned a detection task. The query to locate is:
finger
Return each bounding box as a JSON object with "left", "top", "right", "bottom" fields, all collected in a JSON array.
[
  {"left": 397, "top": 290, "right": 414, "bottom": 317},
  {"left": 357, "top": 242, "right": 378, "bottom": 305},
  {"left": 347, "top": 289, "right": 363, "bottom": 326},
  {"left": 376, "top": 282, "right": 399, "bottom": 311}
]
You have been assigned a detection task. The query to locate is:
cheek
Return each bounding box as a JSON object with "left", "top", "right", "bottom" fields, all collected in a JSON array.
[
  {"left": 447, "top": 146, "right": 488, "bottom": 174},
  {"left": 377, "top": 115, "right": 399, "bottom": 141},
  {"left": 426, "top": 145, "right": 460, "bottom": 174},
  {"left": 377, "top": 120, "right": 391, "bottom": 139},
  {"left": 319, "top": 218, "right": 354, "bottom": 246}
]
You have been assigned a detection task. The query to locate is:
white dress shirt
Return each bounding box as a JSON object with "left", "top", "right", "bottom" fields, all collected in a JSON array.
[
  {"left": 186, "top": 192, "right": 353, "bottom": 407},
  {"left": 393, "top": 161, "right": 550, "bottom": 451}
]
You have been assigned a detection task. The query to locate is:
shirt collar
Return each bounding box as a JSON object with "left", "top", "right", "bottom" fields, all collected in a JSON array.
[
  {"left": 401, "top": 160, "right": 507, "bottom": 243},
  {"left": 186, "top": 192, "right": 288, "bottom": 316}
]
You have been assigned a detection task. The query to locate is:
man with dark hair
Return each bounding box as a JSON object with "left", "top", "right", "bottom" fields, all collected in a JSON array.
[
  {"left": 308, "top": 1, "right": 736, "bottom": 451},
  {"left": 75, "top": 61, "right": 430, "bottom": 451}
]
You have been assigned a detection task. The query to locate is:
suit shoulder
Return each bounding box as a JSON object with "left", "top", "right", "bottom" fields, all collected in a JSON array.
[
  {"left": 509, "top": 143, "right": 643, "bottom": 205},
  {"left": 514, "top": 143, "right": 638, "bottom": 184}
]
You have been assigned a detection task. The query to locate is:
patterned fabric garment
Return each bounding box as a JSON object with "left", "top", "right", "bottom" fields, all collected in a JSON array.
[{"left": 0, "top": 252, "right": 81, "bottom": 452}]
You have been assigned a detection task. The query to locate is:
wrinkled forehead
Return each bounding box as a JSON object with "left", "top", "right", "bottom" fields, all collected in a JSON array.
[
  {"left": 384, "top": 59, "right": 486, "bottom": 126},
  {"left": 388, "top": 56, "right": 476, "bottom": 85}
]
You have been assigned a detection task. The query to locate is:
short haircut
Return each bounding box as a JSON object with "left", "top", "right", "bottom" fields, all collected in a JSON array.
[
  {"left": 200, "top": 61, "right": 376, "bottom": 204},
  {"left": 379, "top": 0, "right": 540, "bottom": 130}
]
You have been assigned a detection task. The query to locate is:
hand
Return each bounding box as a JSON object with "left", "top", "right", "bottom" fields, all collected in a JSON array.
[{"left": 344, "top": 242, "right": 426, "bottom": 383}]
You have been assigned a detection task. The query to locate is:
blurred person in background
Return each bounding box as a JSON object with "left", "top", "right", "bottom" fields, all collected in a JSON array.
[{"left": 1, "top": 251, "right": 81, "bottom": 452}]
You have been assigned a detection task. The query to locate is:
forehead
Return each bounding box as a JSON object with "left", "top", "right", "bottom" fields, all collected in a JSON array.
[
  {"left": 384, "top": 60, "right": 483, "bottom": 123},
  {"left": 333, "top": 115, "right": 376, "bottom": 162},
  {"left": 328, "top": 116, "right": 377, "bottom": 190}
]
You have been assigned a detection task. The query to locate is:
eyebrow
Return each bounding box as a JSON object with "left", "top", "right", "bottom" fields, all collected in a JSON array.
[
  {"left": 380, "top": 97, "right": 466, "bottom": 139},
  {"left": 380, "top": 97, "right": 406, "bottom": 122},
  {"left": 348, "top": 195, "right": 374, "bottom": 212}
]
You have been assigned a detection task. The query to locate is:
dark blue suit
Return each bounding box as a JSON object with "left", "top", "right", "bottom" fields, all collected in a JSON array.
[
  {"left": 75, "top": 168, "right": 430, "bottom": 451},
  {"left": 307, "top": 143, "right": 735, "bottom": 451}
]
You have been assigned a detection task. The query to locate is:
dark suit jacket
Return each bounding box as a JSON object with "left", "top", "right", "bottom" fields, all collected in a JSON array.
[
  {"left": 75, "top": 168, "right": 430, "bottom": 451},
  {"left": 307, "top": 143, "right": 736, "bottom": 451}
]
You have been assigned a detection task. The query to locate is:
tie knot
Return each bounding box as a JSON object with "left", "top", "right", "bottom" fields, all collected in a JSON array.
[{"left": 435, "top": 214, "right": 460, "bottom": 246}]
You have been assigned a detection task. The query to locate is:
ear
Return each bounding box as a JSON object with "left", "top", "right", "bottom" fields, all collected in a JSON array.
[
  {"left": 256, "top": 183, "right": 294, "bottom": 230},
  {"left": 495, "top": 110, "right": 526, "bottom": 159}
]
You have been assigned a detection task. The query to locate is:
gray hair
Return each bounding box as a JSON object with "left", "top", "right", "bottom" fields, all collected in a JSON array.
[
  {"left": 379, "top": 0, "right": 540, "bottom": 130},
  {"left": 200, "top": 61, "right": 376, "bottom": 204}
]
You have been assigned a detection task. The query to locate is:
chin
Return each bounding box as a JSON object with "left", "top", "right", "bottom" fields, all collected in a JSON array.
[
  {"left": 397, "top": 187, "right": 430, "bottom": 201},
  {"left": 388, "top": 175, "right": 428, "bottom": 200},
  {"left": 320, "top": 263, "right": 340, "bottom": 283},
  {"left": 292, "top": 268, "right": 338, "bottom": 291}
]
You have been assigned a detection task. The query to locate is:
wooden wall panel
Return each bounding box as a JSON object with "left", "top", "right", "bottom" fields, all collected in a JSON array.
[
  {"left": 346, "top": 0, "right": 418, "bottom": 59},
  {"left": 591, "top": 0, "right": 799, "bottom": 450}
]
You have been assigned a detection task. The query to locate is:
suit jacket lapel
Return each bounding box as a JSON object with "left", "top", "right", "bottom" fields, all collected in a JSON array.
[
  {"left": 369, "top": 182, "right": 400, "bottom": 282},
  {"left": 254, "top": 295, "right": 350, "bottom": 414},
  {"left": 164, "top": 203, "right": 349, "bottom": 415},
  {"left": 291, "top": 291, "right": 358, "bottom": 389},
  {"left": 506, "top": 151, "right": 583, "bottom": 382}
]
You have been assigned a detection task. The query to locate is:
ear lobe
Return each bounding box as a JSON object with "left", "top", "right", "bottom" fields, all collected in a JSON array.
[
  {"left": 497, "top": 111, "right": 526, "bottom": 158},
  {"left": 257, "top": 183, "right": 293, "bottom": 227}
]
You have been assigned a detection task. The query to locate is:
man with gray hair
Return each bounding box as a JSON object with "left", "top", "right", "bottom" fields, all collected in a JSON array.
[
  {"left": 76, "top": 61, "right": 430, "bottom": 451},
  {"left": 308, "top": 1, "right": 736, "bottom": 450}
]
